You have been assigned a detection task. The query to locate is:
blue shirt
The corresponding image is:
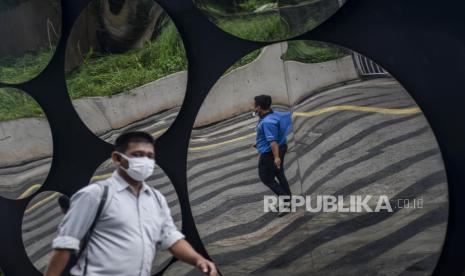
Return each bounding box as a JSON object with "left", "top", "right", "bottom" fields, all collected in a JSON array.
[{"left": 255, "top": 110, "right": 292, "bottom": 154}]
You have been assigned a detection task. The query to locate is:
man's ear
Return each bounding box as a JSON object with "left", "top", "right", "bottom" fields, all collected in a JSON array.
[{"left": 111, "top": 151, "right": 122, "bottom": 164}]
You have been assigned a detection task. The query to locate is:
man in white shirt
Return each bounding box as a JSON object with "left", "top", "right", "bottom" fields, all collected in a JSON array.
[{"left": 45, "top": 131, "right": 217, "bottom": 276}]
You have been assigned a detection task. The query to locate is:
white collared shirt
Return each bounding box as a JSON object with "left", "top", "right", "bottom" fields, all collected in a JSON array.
[{"left": 52, "top": 170, "right": 185, "bottom": 276}]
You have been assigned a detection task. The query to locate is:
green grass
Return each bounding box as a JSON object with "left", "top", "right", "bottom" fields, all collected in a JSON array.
[
  {"left": 215, "top": 12, "right": 290, "bottom": 41},
  {"left": 0, "top": 88, "right": 44, "bottom": 121},
  {"left": 0, "top": 50, "right": 55, "bottom": 84},
  {"left": 227, "top": 49, "right": 261, "bottom": 74},
  {"left": 0, "top": 20, "right": 186, "bottom": 121},
  {"left": 0, "top": 8, "right": 347, "bottom": 122},
  {"left": 208, "top": 8, "right": 288, "bottom": 68},
  {"left": 65, "top": 21, "right": 187, "bottom": 99},
  {"left": 225, "top": 40, "right": 348, "bottom": 76},
  {"left": 282, "top": 40, "right": 349, "bottom": 63},
  {"left": 198, "top": 0, "right": 320, "bottom": 41},
  {"left": 0, "top": 20, "right": 187, "bottom": 99}
]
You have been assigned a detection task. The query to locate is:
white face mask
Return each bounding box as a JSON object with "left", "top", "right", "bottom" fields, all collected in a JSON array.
[{"left": 118, "top": 152, "right": 155, "bottom": 181}]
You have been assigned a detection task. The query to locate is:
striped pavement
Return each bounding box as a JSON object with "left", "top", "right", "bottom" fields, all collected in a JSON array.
[
  {"left": 18, "top": 79, "right": 448, "bottom": 275},
  {"left": 164, "top": 78, "right": 448, "bottom": 275}
]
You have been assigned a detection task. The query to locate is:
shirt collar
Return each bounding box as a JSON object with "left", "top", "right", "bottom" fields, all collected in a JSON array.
[
  {"left": 112, "top": 169, "right": 151, "bottom": 194},
  {"left": 259, "top": 109, "right": 274, "bottom": 121}
]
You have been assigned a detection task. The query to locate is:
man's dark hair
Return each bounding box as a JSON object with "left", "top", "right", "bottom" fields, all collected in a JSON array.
[
  {"left": 114, "top": 131, "right": 155, "bottom": 153},
  {"left": 254, "top": 95, "right": 272, "bottom": 110},
  {"left": 58, "top": 195, "right": 70, "bottom": 213}
]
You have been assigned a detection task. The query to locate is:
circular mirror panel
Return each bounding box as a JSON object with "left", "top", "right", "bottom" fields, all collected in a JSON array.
[
  {"left": 182, "top": 41, "right": 448, "bottom": 275},
  {"left": 65, "top": 0, "right": 188, "bottom": 142},
  {"left": 0, "top": 0, "right": 61, "bottom": 84},
  {"left": 194, "top": 0, "right": 345, "bottom": 42},
  {"left": 0, "top": 87, "right": 52, "bottom": 200},
  {"left": 22, "top": 191, "right": 66, "bottom": 273}
]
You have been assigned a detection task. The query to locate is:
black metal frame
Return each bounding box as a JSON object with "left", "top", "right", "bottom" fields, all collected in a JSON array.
[{"left": 0, "top": 0, "right": 464, "bottom": 275}]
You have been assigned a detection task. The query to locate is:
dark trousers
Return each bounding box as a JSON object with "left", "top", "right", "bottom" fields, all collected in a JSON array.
[{"left": 258, "top": 143, "right": 291, "bottom": 198}]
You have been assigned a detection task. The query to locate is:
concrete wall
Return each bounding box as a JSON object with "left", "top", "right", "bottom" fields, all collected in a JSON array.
[
  {"left": 194, "top": 42, "right": 359, "bottom": 127},
  {"left": 0, "top": 118, "right": 52, "bottom": 168},
  {"left": 72, "top": 71, "right": 187, "bottom": 136},
  {"left": 285, "top": 55, "right": 359, "bottom": 105},
  {"left": 0, "top": 42, "right": 359, "bottom": 167},
  {"left": 73, "top": 42, "right": 358, "bottom": 133},
  {"left": 194, "top": 43, "right": 289, "bottom": 127}
]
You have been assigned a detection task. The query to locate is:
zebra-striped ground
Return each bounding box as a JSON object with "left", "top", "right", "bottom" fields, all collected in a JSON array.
[
  {"left": 20, "top": 78, "right": 447, "bottom": 275},
  {"left": 164, "top": 78, "right": 448, "bottom": 275}
]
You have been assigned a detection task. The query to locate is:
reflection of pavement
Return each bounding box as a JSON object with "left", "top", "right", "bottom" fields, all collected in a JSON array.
[
  {"left": 166, "top": 78, "right": 448, "bottom": 275},
  {"left": 21, "top": 79, "right": 448, "bottom": 275}
]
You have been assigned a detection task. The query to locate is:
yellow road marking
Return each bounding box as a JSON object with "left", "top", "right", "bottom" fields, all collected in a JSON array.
[
  {"left": 20, "top": 105, "right": 421, "bottom": 212},
  {"left": 152, "top": 128, "right": 168, "bottom": 137},
  {"left": 293, "top": 105, "right": 421, "bottom": 117},
  {"left": 91, "top": 173, "right": 112, "bottom": 181},
  {"left": 189, "top": 105, "right": 420, "bottom": 152},
  {"left": 18, "top": 184, "right": 41, "bottom": 199},
  {"left": 24, "top": 192, "right": 59, "bottom": 214}
]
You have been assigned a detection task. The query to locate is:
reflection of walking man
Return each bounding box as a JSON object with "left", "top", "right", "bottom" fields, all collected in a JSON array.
[{"left": 252, "top": 95, "right": 292, "bottom": 211}]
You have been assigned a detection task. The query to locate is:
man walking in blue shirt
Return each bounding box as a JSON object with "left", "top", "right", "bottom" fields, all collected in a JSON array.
[{"left": 252, "top": 95, "right": 292, "bottom": 215}]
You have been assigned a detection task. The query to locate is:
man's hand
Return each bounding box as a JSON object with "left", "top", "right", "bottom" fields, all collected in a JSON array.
[
  {"left": 274, "top": 157, "right": 281, "bottom": 169},
  {"left": 169, "top": 239, "right": 218, "bottom": 276},
  {"left": 270, "top": 141, "right": 281, "bottom": 169},
  {"left": 196, "top": 257, "right": 218, "bottom": 276}
]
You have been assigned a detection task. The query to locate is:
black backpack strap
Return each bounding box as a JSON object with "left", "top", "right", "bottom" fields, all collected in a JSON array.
[
  {"left": 78, "top": 184, "right": 109, "bottom": 275},
  {"left": 150, "top": 186, "right": 162, "bottom": 209}
]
